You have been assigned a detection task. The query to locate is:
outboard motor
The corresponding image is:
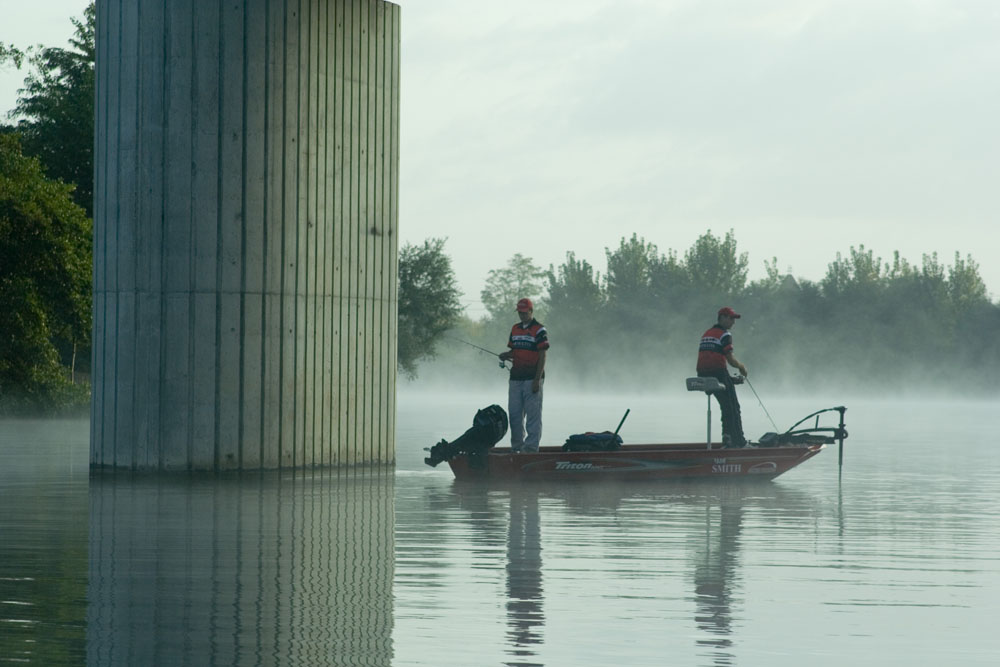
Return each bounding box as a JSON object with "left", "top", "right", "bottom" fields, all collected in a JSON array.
[{"left": 424, "top": 405, "right": 509, "bottom": 467}]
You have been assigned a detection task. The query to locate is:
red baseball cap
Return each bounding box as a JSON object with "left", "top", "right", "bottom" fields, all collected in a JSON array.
[
  {"left": 718, "top": 306, "right": 741, "bottom": 319},
  {"left": 516, "top": 298, "right": 534, "bottom": 312}
]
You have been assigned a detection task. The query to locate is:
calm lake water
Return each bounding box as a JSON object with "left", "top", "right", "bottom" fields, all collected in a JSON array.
[{"left": 2, "top": 390, "right": 999, "bottom": 666}]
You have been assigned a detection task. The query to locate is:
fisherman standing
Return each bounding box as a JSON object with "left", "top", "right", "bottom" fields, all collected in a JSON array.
[
  {"left": 697, "top": 307, "right": 748, "bottom": 448},
  {"left": 498, "top": 298, "right": 549, "bottom": 452}
]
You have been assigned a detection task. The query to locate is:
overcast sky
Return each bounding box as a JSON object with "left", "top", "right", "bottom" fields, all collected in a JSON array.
[{"left": 4, "top": 0, "right": 998, "bottom": 314}]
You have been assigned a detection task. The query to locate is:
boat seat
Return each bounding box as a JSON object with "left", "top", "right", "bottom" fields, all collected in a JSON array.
[{"left": 685, "top": 377, "right": 726, "bottom": 394}]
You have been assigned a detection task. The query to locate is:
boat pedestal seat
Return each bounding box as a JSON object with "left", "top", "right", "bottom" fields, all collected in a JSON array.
[
  {"left": 686, "top": 376, "right": 727, "bottom": 449},
  {"left": 685, "top": 376, "right": 726, "bottom": 394}
]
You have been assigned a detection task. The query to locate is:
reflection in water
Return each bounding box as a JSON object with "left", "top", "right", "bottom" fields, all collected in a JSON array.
[
  {"left": 8, "top": 402, "right": 1000, "bottom": 665},
  {"left": 687, "top": 482, "right": 828, "bottom": 667},
  {"left": 87, "top": 469, "right": 395, "bottom": 666},
  {"left": 436, "top": 483, "right": 546, "bottom": 667},
  {"left": 0, "top": 518, "right": 87, "bottom": 664},
  {"left": 438, "top": 480, "right": 821, "bottom": 667},
  {"left": 692, "top": 494, "right": 743, "bottom": 666},
  {"left": 505, "top": 488, "right": 543, "bottom": 666},
  {"left": 0, "top": 427, "right": 88, "bottom": 666},
  {"left": 545, "top": 481, "right": 749, "bottom": 666}
]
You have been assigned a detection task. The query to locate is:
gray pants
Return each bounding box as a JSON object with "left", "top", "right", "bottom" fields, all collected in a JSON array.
[{"left": 508, "top": 379, "right": 543, "bottom": 452}]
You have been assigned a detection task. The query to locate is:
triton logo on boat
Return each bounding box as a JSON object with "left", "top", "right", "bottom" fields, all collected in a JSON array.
[
  {"left": 712, "top": 458, "right": 742, "bottom": 473},
  {"left": 748, "top": 462, "right": 777, "bottom": 474},
  {"left": 555, "top": 461, "right": 596, "bottom": 471}
]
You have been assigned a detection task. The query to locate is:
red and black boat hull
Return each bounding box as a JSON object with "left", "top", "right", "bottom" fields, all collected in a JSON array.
[{"left": 447, "top": 443, "right": 824, "bottom": 482}]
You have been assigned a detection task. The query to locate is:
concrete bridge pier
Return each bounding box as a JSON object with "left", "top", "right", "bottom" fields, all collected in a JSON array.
[{"left": 91, "top": 0, "right": 400, "bottom": 470}]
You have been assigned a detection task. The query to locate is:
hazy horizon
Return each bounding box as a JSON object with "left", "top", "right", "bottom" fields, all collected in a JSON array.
[{"left": 3, "top": 0, "right": 999, "bottom": 314}]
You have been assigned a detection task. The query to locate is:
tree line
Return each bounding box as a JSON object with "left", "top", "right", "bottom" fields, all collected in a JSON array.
[{"left": 401, "top": 231, "right": 1000, "bottom": 395}]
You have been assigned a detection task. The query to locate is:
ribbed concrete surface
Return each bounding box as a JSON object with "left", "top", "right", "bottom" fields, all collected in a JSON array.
[
  {"left": 87, "top": 472, "right": 395, "bottom": 661},
  {"left": 92, "top": 0, "right": 400, "bottom": 470}
]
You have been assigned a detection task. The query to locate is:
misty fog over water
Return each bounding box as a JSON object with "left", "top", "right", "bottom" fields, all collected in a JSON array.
[{"left": 2, "top": 392, "right": 999, "bottom": 665}]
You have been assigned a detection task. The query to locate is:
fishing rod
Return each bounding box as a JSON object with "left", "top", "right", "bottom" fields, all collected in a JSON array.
[
  {"left": 743, "top": 376, "right": 779, "bottom": 432},
  {"left": 448, "top": 337, "right": 507, "bottom": 369}
]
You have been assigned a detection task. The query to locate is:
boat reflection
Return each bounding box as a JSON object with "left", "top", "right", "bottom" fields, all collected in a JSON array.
[
  {"left": 445, "top": 479, "right": 821, "bottom": 667},
  {"left": 87, "top": 468, "right": 395, "bottom": 667},
  {"left": 691, "top": 490, "right": 743, "bottom": 665},
  {"left": 434, "top": 482, "right": 545, "bottom": 667}
]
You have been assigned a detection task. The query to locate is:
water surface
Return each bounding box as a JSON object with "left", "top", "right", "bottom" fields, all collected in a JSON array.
[{"left": 1, "top": 394, "right": 998, "bottom": 665}]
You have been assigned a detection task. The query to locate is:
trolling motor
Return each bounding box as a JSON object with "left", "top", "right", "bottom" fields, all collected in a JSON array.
[
  {"left": 757, "top": 407, "right": 848, "bottom": 447},
  {"left": 762, "top": 406, "right": 849, "bottom": 478},
  {"left": 424, "top": 405, "right": 509, "bottom": 467},
  {"left": 758, "top": 406, "right": 849, "bottom": 475}
]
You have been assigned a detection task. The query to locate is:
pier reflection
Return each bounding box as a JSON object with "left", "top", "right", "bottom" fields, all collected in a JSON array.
[{"left": 87, "top": 468, "right": 395, "bottom": 667}]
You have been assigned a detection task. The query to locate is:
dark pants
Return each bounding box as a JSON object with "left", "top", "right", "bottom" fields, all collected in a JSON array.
[{"left": 698, "top": 371, "right": 746, "bottom": 447}]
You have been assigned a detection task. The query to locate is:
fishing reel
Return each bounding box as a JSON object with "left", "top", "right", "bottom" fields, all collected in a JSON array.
[{"left": 730, "top": 374, "right": 745, "bottom": 385}]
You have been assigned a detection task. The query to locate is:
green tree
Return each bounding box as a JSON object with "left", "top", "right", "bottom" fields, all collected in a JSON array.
[
  {"left": 0, "top": 134, "right": 91, "bottom": 413},
  {"left": 647, "top": 247, "right": 688, "bottom": 303},
  {"left": 480, "top": 253, "right": 544, "bottom": 322},
  {"left": 2, "top": 3, "right": 95, "bottom": 216},
  {"left": 947, "top": 252, "right": 988, "bottom": 316},
  {"left": 599, "top": 234, "right": 688, "bottom": 382},
  {"left": 544, "top": 252, "right": 603, "bottom": 372},
  {"left": 876, "top": 252, "right": 954, "bottom": 367},
  {"left": 545, "top": 252, "right": 603, "bottom": 322},
  {"left": 0, "top": 43, "right": 27, "bottom": 69},
  {"left": 682, "top": 229, "right": 748, "bottom": 299},
  {"left": 397, "top": 238, "right": 462, "bottom": 378},
  {"left": 821, "top": 244, "right": 886, "bottom": 299},
  {"left": 817, "top": 245, "right": 889, "bottom": 367},
  {"left": 602, "top": 233, "right": 672, "bottom": 337},
  {"left": 604, "top": 234, "right": 660, "bottom": 304}
]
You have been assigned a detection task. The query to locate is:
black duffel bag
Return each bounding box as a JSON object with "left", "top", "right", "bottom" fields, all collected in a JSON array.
[{"left": 562, "top": 431, "right": 622, "bottom": 452}]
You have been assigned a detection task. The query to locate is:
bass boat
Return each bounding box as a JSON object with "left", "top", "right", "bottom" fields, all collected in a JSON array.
[{"left": 424, "top": 377, "right": 848, "bottom": 483}]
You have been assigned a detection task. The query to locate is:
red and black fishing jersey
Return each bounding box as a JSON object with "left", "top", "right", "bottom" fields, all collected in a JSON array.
[
  {"left": 697, "top": 324, "right": 732, "bottom": 373},
  {"left": 507, "top": 320, "right": 549, "bottom": 381}
]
